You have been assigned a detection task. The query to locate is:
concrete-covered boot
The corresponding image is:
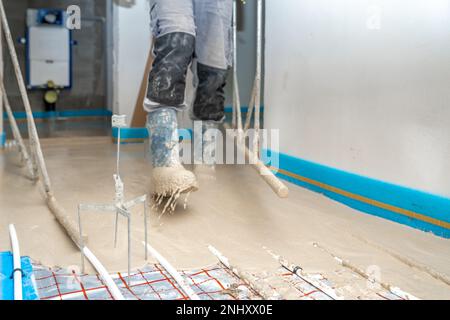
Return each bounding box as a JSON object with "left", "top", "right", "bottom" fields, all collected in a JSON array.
[
  {"left": 147, "top": 108, "right": 198, "bottom": 213},
  {"left": 194, "top": 121, "right": 220, "bottom": 181}
]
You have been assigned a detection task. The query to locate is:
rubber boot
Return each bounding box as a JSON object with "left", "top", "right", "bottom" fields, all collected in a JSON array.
[
  {"left": 147, "top": 108, "right": 198, "bottom": 213},
  {"left": 194, "top": 121, "right": 219, "bottom": 181}
]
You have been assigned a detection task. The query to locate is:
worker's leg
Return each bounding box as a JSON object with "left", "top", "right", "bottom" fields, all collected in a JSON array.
[
  {"left": 145, "top": 0, "right": 196, "bottom": 111},
  {"left": 146, "top": 0, "right": 198, "bottom": 202},
  {"left": 192, "top": 0, "right": 232, "bottom": 123},
  {"left": 192, "top": 0, "right": 232, "bottom": 173}
]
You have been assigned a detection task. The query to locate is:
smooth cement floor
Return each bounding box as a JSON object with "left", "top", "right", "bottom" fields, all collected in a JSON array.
[{"left": 0, "top": 136, "right": 449, "bottom": 299}]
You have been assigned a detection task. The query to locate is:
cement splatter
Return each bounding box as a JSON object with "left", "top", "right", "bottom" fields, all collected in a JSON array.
[{"left": 151, "top": 167, "right": 198, "bottom": 216}]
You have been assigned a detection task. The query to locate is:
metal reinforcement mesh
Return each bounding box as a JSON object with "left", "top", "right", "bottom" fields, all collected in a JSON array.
[
  {"left": 279, "top": 269, "right": 405, "bottom": 300},
  {"left": 277, "top": 269, "right": 335, "bottom": 301},
  {"left": 32, "top": 262, "right": 260, "bottom": 301},
  {"left": 32, "top": 262, "right": 406, "bottom": 300}
]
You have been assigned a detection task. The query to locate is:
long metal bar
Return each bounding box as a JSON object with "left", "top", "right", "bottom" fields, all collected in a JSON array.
[
  {"left": 264, "top": 247, "right": 340, "bottom": 300},
  {"left": 351, "top": 234, "right": 450, "bottom": 287},
  {"left": 143, "top": 242, "right": 200, "bottom": 300},
  {"left": 253, "top": 0, "right": 263, "bottom": 156},
  {"left": 208, "top": 245, "right": 282, "bottom": 300},
  {"left": 244, "top": 78, "right": 256, "bottom": 132},
  {"left": 313, "top": 242, "right": 420, "bottom": 300},
  {"left": 224, "top": 123, "right": 288, "bottom": 198},
  {"left": 78, "top": 203, "right": 132, "bottom": 290},
  {"left": 0, "top": 0, "right": 83, "bottom": 246},
  {"left": 232, "top": 0, "right": 243, "bottom": 134},
  {"left": 0, "top": 0, "right": 47, "bottom": 189},
  {"left": 144, "top": 199, "right": 148, "bottom": 261},
  {"left": 77, "top": 205, "right": 85, "bottom": 273},
  {"left": 0, "top": 14, "right": 3, "bottom": 149},
  {"left": 127, "top": 211, "right": 131, "bottom": 286},
  {"left": 1, "top": 83, "right": 35, "bottom": 179}
]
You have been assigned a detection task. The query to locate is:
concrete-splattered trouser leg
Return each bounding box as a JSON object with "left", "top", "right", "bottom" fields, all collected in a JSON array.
[
  {"left": 192, "top": 0, "right": 232, "bottom": 180},
  {"left": 192, "top": 0, "right": 233, "bottom": 123},
  {"left": 145, "top": 0, "right": 198, "bottom": 212},
  {"left": 193, "top": 65, "right": 229, "bottom": 123},
  {"left": 145, "top": 0, "right": 196, "bottom": 112}
]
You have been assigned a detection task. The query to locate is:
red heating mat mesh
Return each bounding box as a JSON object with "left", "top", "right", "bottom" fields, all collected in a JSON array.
[
  {"left": 32, "top": 262, "right": 403, "bottom": 300},
  {"left": 32, "top": 262, "right": 260, "bottom": 301}
]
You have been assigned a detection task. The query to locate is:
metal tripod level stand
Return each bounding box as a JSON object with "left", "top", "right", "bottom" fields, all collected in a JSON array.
[{"left": 77, "top": 115, "right": 149, "bottom": 284}]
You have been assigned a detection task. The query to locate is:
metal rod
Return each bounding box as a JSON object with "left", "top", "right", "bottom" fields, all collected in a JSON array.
[
  {"left": 0, "top": 1, "right": 83, "bottom": 245},
  {"left": 264, "top": 247, "right": 340, "bottom": 300},
  {"left": 114, "top": 210, "right": 119, "bottom": 248},
  {"left": 144, "top": 199, "right": 148, "bottom": 261},
  {"left": 253, "top": 0, "right": 263, "bottom": 156},
  {"left": 232, "top": 0, "right": 243, "bottom": 134},
  {"left": 143, "top": 242, "right": 200, "bottom": 300},
  {"left": 117, "top": 128, "right": 121, "bottom": 176},
  {"left": 244, "top": 78, "right": 257, "bottom": 132},
  {"left": 77, "top": 205, "right": 85, "bottom": 273},
  {"left": 0, "top": 13, "right": 3, "bottom": 150},
  {"left": 232, "top": 100, "right": 237, "bottom": 129},
  {"left": 0, "top": 0, "right": 49, "bottom": 191},
  {"left": 208, "top": 245, "right": 282, "bottom": 300},
  {"left": 1, "top": 83, "right": 35, "bottom": 179},
  {"left": 127, "top": 216, "right": 131, "bottom": 286},
  {"left": 224, "top": 123, "right": 288, "bottom": 198},
  {"left": 351, "top": 234, "right": 450, "bottom": 287},
  {"left": 313, "top": 242, "right": 420, "bottom": 300}
]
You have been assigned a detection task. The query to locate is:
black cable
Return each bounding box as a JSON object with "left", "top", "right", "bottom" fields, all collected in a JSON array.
[{"left": 10, "top": 268, "right": 23, "bottom": 279}]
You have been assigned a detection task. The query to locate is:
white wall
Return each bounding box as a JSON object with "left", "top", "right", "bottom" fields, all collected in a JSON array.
[
  {"left": 226, "top": 0, "right": 258, "bottom": 107},
  {"left": 113, "top": 0, "right": 152, "bottom": 125},
  {"left": 112, "top": 0, "right": 258, "bottom": 127},
  {"left": 265, "top": 0, "right": 450, "bottom": 197}
]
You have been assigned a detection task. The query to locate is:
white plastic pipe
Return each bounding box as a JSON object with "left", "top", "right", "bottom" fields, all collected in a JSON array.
[
  {"left": 9, "top": 224, "right": 22, "bottom": 300},
  {"left": 143, "top": 242, "right": 200, "bottom": 300},
  {"left": 82, "top": 246, "right": 125, "bottom": 300}
]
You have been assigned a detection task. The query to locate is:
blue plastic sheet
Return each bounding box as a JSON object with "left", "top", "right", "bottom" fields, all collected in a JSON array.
[{"left": 0, "top": 252, "right": 39, "bottom": 300}]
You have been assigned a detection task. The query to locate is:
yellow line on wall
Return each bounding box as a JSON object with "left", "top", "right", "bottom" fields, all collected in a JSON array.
[{"left": 272, "top": 167, "right": 450, "bottom": 230}]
